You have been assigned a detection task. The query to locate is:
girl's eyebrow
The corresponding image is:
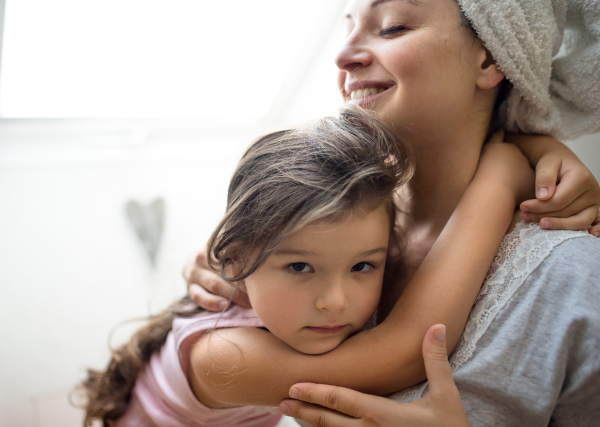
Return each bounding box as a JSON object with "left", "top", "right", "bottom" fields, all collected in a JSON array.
[
  {"left": 272, "top": 249, "right": 314, "bottom": 256},
  {"left": 272, "top": 247, "right": 388, "bottom": 257}
]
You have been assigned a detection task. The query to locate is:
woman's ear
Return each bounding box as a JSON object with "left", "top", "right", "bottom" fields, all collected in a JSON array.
[{"left": 476, "top": 47, "right": 505, "bottom": 90}]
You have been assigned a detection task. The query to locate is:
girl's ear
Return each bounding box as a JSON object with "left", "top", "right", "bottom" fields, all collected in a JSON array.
[{"left": 476, "top": 46, "right": 505, "bottom": 90}]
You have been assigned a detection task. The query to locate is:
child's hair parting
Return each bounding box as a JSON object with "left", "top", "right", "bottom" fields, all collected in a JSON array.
[{"left": 77, "top": 104, "right": 413, "bottom": 426}]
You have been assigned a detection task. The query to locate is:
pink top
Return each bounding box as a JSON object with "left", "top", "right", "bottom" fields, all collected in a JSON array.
[{"left": 114, "top": 306, "right": 283, "bottom": 427}]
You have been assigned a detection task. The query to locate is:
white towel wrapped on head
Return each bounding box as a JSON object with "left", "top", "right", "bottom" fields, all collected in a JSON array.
[{"left": 458, "top": 0, "right": 600, "bottom": 140}]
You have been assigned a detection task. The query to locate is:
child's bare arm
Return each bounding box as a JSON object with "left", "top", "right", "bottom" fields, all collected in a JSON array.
[
  {"left": 189, "top": 139, "right": 533, "bottom": 408},
  {"left": 505, "top": 133, "right": 600, "bottom": 233}
]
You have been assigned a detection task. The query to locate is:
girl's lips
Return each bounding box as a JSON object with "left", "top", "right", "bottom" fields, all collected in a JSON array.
[{"left": 305, "top": 325, "right": 347, "bottom": 334}]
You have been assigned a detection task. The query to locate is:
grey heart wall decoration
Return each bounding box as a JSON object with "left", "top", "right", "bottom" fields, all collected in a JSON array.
[{"left": 125, "top": 198, "right": 165, "bottom": 267}]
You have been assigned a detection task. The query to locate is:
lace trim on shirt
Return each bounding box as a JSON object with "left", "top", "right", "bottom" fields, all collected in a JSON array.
[{"left": 390, "top": 222, "right": 590, "bottom": 402}]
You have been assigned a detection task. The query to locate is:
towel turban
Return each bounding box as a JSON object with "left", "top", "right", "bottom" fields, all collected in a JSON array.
[{"left": 458, "top": 0, "right": 600, "bottom": 140}]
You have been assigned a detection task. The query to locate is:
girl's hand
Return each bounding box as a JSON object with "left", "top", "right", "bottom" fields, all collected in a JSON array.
[
  {"left": 182, "top": 248, "right": 251, "bottom": 311},
  {"left": 505, "top": 133, "right": 600, "bottom": 233},
  {"left": 279, "top": 324, "right": 470, "bottom": 427},
  {"left": 519, "top": 147, "right": 600, "bottom": 233}
]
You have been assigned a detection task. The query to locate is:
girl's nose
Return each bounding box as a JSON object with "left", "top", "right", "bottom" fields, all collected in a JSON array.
[
  {"left": 335, "top": 32, "right": 373, "bottom": 74},
  {"left": 315, "top": 278, "right": 349, "bottom": 314}
]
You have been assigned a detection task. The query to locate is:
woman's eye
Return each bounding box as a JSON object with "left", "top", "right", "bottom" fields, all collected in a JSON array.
[
  {"left": 351, "top": 262, "right": 374, "bottom": 273},
  {"left": 288, "top": 263, "right": 312, "bottom": 273},
  {"left": 380, "top": 24, "right": 406, "bottom": 36}
]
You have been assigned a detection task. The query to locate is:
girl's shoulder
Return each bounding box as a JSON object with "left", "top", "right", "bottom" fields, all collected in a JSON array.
[{"left": 175, "top": 305, "right": 264, "bottom": 379}]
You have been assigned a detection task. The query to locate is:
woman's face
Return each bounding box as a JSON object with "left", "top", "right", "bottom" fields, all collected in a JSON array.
[
  {"left": 242, "top": 206, "right": 390, "bottom": 355},
  {"left": 336, "top": 0, "right": 483, "bottom": 139}
]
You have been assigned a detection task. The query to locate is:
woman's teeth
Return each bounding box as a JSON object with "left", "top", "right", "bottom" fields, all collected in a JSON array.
[{"left": 350, "top": 88, "right": 386, "bottom": 100}]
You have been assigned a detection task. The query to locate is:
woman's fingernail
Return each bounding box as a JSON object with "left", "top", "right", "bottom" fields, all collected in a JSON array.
[
  {"left": 218, "top": 300, "right": 228, "bottom": 310},
  {"left": 521, "top": 206, "right": 530, "bottom": 213},
  {"left": 433, "top": 325, "right": 446, "bottom": 343},
  {"left": 521, "top": 212, "right": 530, "bottom": 221},
  {"left": 541, "top": 220, "right": 552, "bottom": 229},
  {"left": 595, "top": 232, "right": 600, "bottom": 238},
  {"left": 279, "top": 403, "right": 290, "bottom": 416},
  {"left": 289, "top": 388, "right": 301, "bottom": 399},
  {"left": 537, "top": 188, "right": 549, "bottom": 199}
]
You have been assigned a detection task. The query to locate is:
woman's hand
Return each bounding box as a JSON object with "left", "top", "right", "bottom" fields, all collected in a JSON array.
[
  {"left": 182, "top": 248, "right": 251, "bottom": 311},
  {"left": 505, "top": 133, "right": 600, "bottom": 233},
  {"left": 279, "top": 324, "right": 470, "bottom": 427}
]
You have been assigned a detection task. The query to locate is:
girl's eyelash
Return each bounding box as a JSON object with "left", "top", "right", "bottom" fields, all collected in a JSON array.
[
  {"left": 380, "top": 24, "right": 406, "bottom": 36},
  {"left": 287, "top": 262, "right": 312, "bottom": 274},
  {"left": 351, "top": 262, "right": 376, "bottom": 273}
]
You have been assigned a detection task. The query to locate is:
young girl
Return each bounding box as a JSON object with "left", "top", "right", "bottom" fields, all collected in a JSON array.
[{"left": 82, "top": 105, "right": 533, "bottom": 426}]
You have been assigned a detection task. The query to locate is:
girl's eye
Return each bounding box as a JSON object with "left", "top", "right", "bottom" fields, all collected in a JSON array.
[
  {"left": 380, "top": 24, "right": 406, "bottom": 36},
  {"left": 288, "top": 263, "right": 312, "bottom": 273},
  {"left": 351, "top": 262, "right": 374, "bottom": 273}
]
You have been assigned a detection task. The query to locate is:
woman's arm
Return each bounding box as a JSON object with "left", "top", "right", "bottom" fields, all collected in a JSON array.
[
  {"left": 506, "top": 133, "right": 600, "bottom": 232},
  {"left": 189, "top": 141, "right": 533, "bottom": 408}
]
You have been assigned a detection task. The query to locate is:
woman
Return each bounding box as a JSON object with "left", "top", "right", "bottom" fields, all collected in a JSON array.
[{"left": 185, "top": 0, "right": 600, "bottom": 425}]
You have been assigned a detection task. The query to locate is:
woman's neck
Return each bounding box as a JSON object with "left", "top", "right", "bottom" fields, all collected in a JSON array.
[{"left": 401, "top": 122, "right": 490, "bottom": 240}]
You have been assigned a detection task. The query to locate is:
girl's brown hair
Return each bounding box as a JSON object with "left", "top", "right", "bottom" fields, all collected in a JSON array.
[{"left": 78, "top": 104, "right": 413, "bottom": 426}]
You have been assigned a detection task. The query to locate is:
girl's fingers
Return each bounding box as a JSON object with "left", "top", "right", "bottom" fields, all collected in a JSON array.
[
  {"left": 521, "top": 177, "right": 581, "bottom": 214},
  {"left": 521, "top": 167, "right": 598, "bottom": 214},
  {"left": 280, "top": 399, "right": 360, "bottom": 427},
  {"left": 589, "top": 224, "right": 600, "bottom": 238},
  {"left": 538, "top": 206, "right": 600, "bottom": 231},
  {"left": 520, "top": 193, "right": 596, "bottom": 224},
  {"left": 588, "top": 213, "right": 600, "bottom": 237},
  {"left": 532, "top": 153, "right": 561, "bottom": 201}
]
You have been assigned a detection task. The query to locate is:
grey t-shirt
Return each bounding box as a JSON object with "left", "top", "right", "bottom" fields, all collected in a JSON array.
[{"left": 392, "top": 224, "right": 600, "bottom": 426}]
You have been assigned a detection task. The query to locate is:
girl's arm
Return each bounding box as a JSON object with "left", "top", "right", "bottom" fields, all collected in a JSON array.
[
  {"left": 505, "top": 133, "right": 600, "bottom": 232},
  {"left": 189, "top": 141, "right": 534, "bottom": 408}
]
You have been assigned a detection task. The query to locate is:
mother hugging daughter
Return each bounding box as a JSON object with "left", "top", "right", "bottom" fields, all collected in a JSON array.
[{"left": 82, "top": 0, "right": 600, "bottom": 425}]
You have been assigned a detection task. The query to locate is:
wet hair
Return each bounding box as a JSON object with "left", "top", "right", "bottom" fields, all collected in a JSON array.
[{"left": 76, "top": 104, "right": 414, "bottom": 426}]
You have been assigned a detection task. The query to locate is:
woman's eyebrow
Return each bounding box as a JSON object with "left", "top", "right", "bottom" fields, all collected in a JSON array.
[
  {"left": 371, "top": 0, "right": 423, "bottom": 8},
  {"left": 345, "top": 0, "right": 422, "bottom": 20}
]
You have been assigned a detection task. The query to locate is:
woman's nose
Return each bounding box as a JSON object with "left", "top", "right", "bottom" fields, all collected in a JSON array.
[
  {"left": 335, "top": 33, "right": 373, "bottom": 74},
  {"left": 315, "top": 278, "right": 349, "bottom": 314}
]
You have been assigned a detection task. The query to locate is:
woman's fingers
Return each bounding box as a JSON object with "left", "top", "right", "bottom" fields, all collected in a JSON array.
[
  {"left": 284, "top": 383, "right": 372, "bottom": 420},
  {"left": 183, "top": 249, "right": 251, "bottom": 310},
  {"left": 189, "top": 284, "right": 228, "bottom": 312},
  {"left": 421, "top": 325, "right": 458, "bottom": 401},
  {"left": 280, "top": 398, "right": 360, "bottom": 427}
]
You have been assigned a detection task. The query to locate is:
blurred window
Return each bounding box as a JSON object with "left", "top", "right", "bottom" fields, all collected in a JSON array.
[{"left": 0, "top": 0, "right": 325, "bottom": 119}]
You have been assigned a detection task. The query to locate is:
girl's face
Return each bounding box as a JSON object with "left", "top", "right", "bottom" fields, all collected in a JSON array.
[
  {"left": 336, "top": 0, "right": 484, "bottom": 139},
  {"left": 242, "top": 205, "right": 390, "bottom": 355}
]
